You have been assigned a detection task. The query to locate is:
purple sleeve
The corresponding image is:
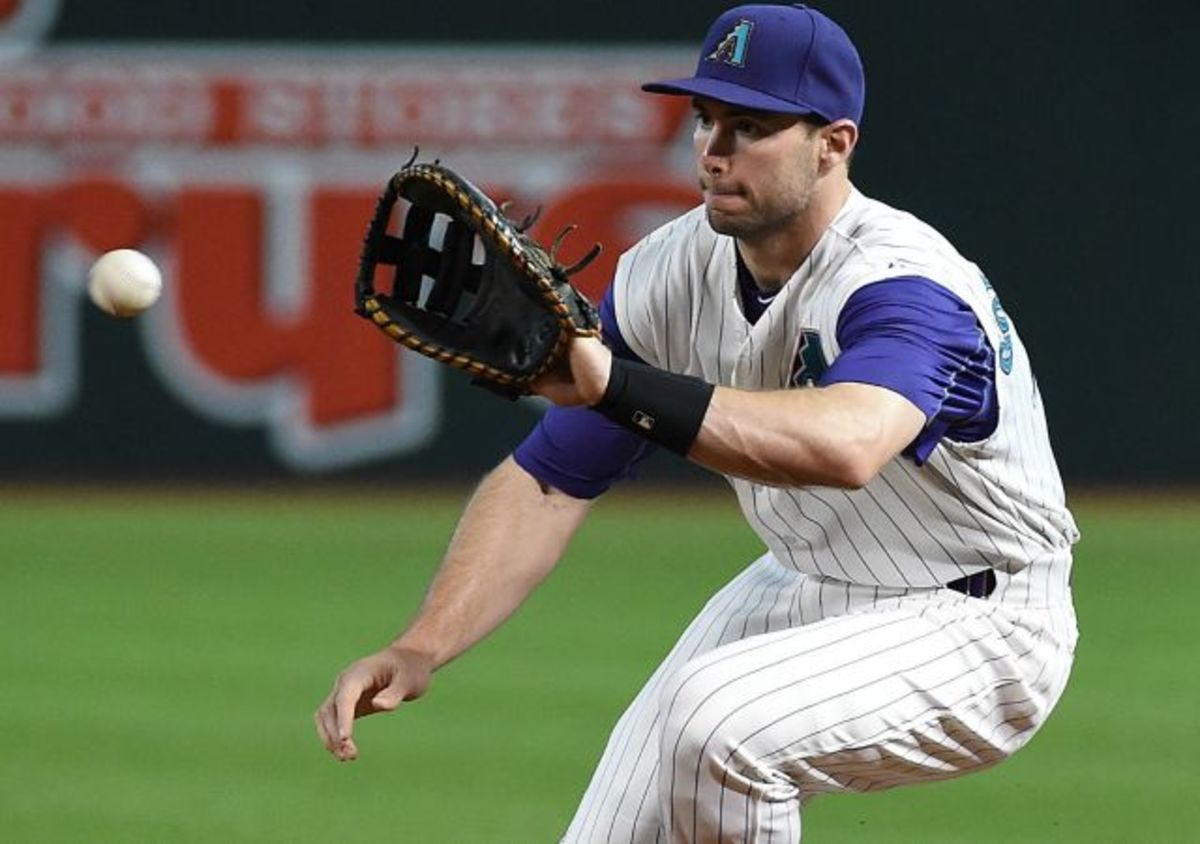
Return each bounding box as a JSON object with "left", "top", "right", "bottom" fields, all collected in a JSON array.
[
  {"left": 597, "top": 283, "right": 644, "bottom": 364},
  {"left": 820, "top": 276, "right": 998, "bottom": 464},
  {"left": 512, "top": 285, "right": 655, "bottom": 498}
]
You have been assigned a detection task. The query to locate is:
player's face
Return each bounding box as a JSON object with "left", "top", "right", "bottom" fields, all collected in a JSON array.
[{"left": 691, "top": 97, "right": 823, "bottom": 241}]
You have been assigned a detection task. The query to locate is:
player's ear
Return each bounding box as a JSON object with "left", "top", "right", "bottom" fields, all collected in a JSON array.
[{"left": 819, "top": 120, "right": 858, "bottom": 171}]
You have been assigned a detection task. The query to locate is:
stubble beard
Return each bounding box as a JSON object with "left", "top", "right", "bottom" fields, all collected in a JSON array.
[
  {"left": 703, "top": 171, "right": 818, "bottom": 242},
  {"left": 706, "top": 204, "right": 801, "bottom": 241}
]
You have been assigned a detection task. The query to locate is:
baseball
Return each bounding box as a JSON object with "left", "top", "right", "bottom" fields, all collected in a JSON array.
[{"left": 87, "top": 249, "right": 163, "bottom": 318}]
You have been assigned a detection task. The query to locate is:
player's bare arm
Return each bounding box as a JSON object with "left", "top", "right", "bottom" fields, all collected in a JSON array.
[
  {"left": 691, "top": 380, "right": 925, "bottom": 488},
  {"left": 315, "top": 456, "right": 590, "bottom": 761},
  {"left": 533, "top": 336, "right": 925, "bottom": 490}
]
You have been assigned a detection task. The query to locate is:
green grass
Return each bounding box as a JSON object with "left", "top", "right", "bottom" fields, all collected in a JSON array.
[{"left": 1, "top": 488, "right": 1196, "bottom": 843}]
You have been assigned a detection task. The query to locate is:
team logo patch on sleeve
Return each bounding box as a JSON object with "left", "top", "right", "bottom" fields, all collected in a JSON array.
[
  {"left": 980, "top": 273, "right": 1015, "bottom": 375},
  {"left": 707, "top": 19, "right": 754, "bottom": 67},
  {"left": 789, "top": 329, "right": 828, "bottom": 387}
]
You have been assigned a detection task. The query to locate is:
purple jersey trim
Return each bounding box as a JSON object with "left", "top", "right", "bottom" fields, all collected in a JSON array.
[
  {"left": 598, "top": 284, "right": 645, "bottom": 364},
  {"left": 736, "top": 249, "right": 778, "bottom": 324},
  {"left": 820, "top": 277, "right": 998, "bottom": 464},
  {"left": 513, "top": 285, "right": 654, "bottom": 498}
]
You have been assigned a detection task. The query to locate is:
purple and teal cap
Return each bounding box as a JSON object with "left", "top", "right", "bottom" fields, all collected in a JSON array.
[{"left": 642, "top": 3, "right": 865, "bottom": 124}]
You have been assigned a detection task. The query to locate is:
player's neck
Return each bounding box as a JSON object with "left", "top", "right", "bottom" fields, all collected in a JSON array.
[{"left": 738, "top": 178, "right": 852, "bottom": 292}]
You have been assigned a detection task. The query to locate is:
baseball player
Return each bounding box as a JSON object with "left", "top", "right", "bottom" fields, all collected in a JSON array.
[{"left": 315, "top": 4, "right": 1080, "bottom": 842}]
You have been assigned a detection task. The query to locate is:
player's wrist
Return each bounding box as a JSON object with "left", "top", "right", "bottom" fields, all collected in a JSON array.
[
  {"left": 590, "top": 359, "right": 714, "bottom": 456},
  {"left": 386, "top": 636, "right": 443, "bottom": 673},
  {"left": 568, "top": 336, "right": 613, "bottom": 406}
]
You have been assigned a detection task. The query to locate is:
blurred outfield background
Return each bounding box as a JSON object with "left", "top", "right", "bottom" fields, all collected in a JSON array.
[{"left": 1, "top": 1, "right": 1197, "bottom": 841}]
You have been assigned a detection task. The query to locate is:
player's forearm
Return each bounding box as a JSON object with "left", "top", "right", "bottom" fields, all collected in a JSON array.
[
  {"left": 690, "top": 383, "right": 895, "bottom": 488},
  {"left": 393, "top": 456, "right": 590, "bottom": 670},
  {"left": 556, "top": 338, "right": 921, "bottom": 489}
]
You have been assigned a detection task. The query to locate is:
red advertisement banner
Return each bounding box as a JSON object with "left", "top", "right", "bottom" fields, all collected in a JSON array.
[{"left": 0, "top": 48, "right": 700, "bottom": 471}]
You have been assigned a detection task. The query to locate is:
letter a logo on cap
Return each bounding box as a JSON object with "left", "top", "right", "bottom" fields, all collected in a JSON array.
[{"left": 707, "top": 19, "right": 754, "bottom": 67}]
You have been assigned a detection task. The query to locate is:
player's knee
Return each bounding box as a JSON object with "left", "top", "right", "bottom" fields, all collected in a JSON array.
[
  {"left": 659, "top": 657, "right": 713, "bottom": 759},
  {"left": 657, "top": 656, "right": 778, "bottom": 787}
]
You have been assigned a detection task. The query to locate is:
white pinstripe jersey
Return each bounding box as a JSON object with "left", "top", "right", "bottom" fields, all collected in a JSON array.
[{"left": 612, "top": 188, "right": 1079, "bottom": 602}]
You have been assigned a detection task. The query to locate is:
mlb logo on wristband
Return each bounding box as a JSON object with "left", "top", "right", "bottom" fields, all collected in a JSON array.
[{"left": 632, "top": 411, "right": 656, "bottom": 431}]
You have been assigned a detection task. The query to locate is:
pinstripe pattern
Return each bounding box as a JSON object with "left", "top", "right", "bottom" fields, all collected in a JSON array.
[
  {"left": 612, "top": 194, "right": 1079, "bottom": 600},
  {"left": 574, "top": 190, "right": 1080, "bottom": 841},
  {"left": 561, "top": 556, "right": 1076, "bottom": 842}
]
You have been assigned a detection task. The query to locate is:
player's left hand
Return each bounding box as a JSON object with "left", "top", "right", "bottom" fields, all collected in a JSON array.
[
  {"left": 314, "top": 645, "right": 433, "bottom": 762},
  {"left": 531, "top": 335, "right": 613, "bottom": 407}
]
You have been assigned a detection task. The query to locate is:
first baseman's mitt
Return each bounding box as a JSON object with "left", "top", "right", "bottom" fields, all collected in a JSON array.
[{"left": 354, "top": 159, "right": 601, "bottom": 397}]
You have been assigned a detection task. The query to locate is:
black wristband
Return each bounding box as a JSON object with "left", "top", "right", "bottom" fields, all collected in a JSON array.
[{"left": 591, "top": 358, "right": 715, "bottom": 456}]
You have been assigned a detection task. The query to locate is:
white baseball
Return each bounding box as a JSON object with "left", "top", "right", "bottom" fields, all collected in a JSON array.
[{"left": 87, "top": 249, "right": 163, "bottom": 318}]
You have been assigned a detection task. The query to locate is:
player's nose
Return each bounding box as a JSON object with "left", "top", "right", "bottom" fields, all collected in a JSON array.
[
  {"left": 700, "top": 146, "right": 731, "bottom": 177},
  {"left": 697, "top": 124, "right": 736, "bottom": 164},
  {"left": 705, "top": 136, "right": 734, "bottom": 162}
]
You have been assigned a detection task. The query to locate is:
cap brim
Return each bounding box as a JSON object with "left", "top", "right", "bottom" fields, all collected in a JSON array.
[{"left": 642, "top": 76, "right": 828, "bottom": 119}]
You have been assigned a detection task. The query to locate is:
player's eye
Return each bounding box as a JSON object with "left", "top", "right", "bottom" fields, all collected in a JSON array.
[
  {"left": 735, "top": 119, "right": 763, "bottom": 137},
  {"left": 693, "top": 111, "right": 713, "bottom": 129}
]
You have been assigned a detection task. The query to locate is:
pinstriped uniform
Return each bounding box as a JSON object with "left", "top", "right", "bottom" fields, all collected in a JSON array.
[{"left": 561, "top": 190, "right": 1079, "bottom": 843}]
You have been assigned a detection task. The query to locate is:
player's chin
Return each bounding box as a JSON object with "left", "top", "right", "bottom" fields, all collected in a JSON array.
[{"left": 705, "top": 206, "right": 754, "bottom": 237}]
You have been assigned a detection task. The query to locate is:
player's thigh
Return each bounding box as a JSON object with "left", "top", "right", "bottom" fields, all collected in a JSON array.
[
  {"left": 641, "top": 553, "right": 806, "bottom": 690},
  {"left": 562, "top": 555, "right": 805, "bottom": 840},
  {"left": 657, "top": 598, "right": 1070, "bottom": 798}
]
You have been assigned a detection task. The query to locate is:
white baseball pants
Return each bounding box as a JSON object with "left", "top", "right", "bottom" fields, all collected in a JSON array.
[{"left": 562, "top": 552, "right": 1077, "bottom": 843}]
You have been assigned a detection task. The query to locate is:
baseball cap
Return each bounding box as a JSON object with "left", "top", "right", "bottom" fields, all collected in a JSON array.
[{"left": 642, "top": 3, "right": 865, "bottom": 124}]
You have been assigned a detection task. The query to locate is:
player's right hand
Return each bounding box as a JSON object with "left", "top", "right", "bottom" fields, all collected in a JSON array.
[
  {"left": 531, "top": 334, "right": 613, "bottom": 407},
  {"left": 314, "top": 645, "right": 433, "bottom": 762}
]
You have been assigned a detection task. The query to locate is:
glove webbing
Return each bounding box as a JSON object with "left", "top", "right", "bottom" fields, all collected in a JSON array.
[{"left": 368, "top": 206, "right": 483, "bottom": 326}]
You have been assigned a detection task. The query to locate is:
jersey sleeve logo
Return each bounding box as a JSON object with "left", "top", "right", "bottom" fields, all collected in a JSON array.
[
  {"left": 980, "top": 274, "right": 1015, "bottom": 375},
  {"left": 789, "top": 329, "right": 829, "bottom": 387},
  {"left": 707, "top": 20, "right": 754, "bottom": 67}
]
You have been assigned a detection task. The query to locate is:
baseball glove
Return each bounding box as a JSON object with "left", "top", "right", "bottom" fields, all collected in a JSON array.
[{"left": 354, "top": 159, "right": 602, "bottom": 397}]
